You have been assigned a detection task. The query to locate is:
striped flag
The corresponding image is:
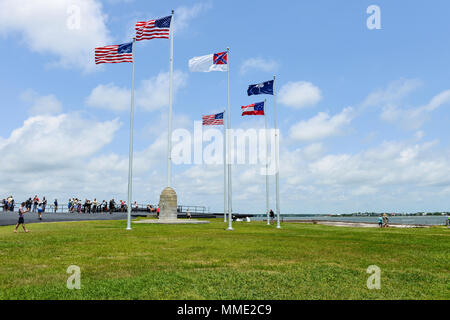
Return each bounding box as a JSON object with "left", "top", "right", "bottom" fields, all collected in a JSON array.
[
  {"left": 95, "top": 42, "right": 133, "bottom": 64},
  {"left": 135, "top": 15, "right": 172, "bottom": 41},
  {"left": 242, "top": 102, "right": 265, "bottom": 116},
  {"left": 202, "top": 112, "right": 224, "bottom": 126}
]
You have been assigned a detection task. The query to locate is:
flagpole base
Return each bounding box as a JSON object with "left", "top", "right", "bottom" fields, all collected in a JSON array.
[{"left": 226, "top": 227, "right": 234, "bottom": 231}]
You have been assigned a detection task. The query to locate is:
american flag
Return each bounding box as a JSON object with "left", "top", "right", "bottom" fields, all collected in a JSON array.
[
  {"left": 202, "top": 112, "right": 224, "bottom": 126},
  {"left": 135, "top": 15, "right": 172, "bottom": 41},
  {"left": 95, "top": 42, "right": 133, "bottom": 64}
]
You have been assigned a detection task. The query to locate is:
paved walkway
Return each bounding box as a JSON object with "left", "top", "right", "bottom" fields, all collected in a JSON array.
[{"left": 0, "top": 211, "right": 128, "bottom": 226}]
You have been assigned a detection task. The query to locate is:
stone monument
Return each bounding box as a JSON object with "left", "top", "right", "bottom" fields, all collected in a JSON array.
[
  {"left": 133, "top": 187, "right": 210, "bottom": 225},
  {"left": 158, "top": 187, "right": 178, "bottom": 222}
]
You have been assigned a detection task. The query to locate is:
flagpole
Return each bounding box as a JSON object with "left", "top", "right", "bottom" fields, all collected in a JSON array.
[
  {"left": 226, "top": 47, "right": 233, "bottom": 231},
  {"left": 273, "top": 75, "right": 281, "bottom": 229},
  {"left": 126, "top": 37, "right": 136, "bottom": 231},
  {"left": 264, "top": 99, "right": 270, "bottom": 226},
  {"left": 167, "top": 10, "right": 174, "bottom": 188},
  {"left": 223, "top": 109, "right": 227, "bottom": 223}
]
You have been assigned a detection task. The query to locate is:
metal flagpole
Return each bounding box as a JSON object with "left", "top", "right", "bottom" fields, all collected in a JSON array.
[
  {"left": 226, "top": 47, "right": 233, "bottom": 231},
  {"left": 223, "top": 110, "right": 227, "bottom": 223},
  {"left": 264, "top": 99, "right": 270, "bottom": 226},
  {"left": 273, "top": 75, "right": 281, "bottom": 229},
  {"left": 167, "top": 10, "right": 175, "bottom": 187},
  {"left": 126, "top": 37, "right": 136, "bottom": 230}
]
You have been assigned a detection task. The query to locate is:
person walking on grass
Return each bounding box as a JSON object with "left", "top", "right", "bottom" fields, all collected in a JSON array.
[
  {"left": 382, "top": 213, "right": 389, "bottom": 228},
  {"left": 54, "top": 199, "right": 58, "bottom": 213},
  {"left": 14, "top": 202, "right": 29, "bottom": 233},
  {"left": 269, "top": 209, "right": 275, "bottom": 224},
  {"left": 186, "top": 208, "right": 191, "bottom": 219},
  {"left": 378, "top": 215, "right": 383, "bottom": 228}
]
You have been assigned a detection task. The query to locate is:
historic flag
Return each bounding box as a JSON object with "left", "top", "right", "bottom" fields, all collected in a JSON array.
[
  {"left": 189, "top": 51, "right": 228, "bottom": 72},
  {"left": 241, "top": 102, "right": 265, "bottom": 116},
  {"left": 95, "top": 42, "right": 133, "bottom": 64},
  {"left": 247, "top": 80, "right": 274, "bottom": 96},
  {"left": 135, "top": 15, "right": 172, "bottom": 41},
  {"left": 202, "top": 112, "right": 224, "bottom": 125}
]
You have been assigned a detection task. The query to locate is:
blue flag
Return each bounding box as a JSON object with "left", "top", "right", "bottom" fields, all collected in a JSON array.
[
  {"left": 117, "top": 42, "right": 133, "bottom": 54},
  {"left": 247, "top": 80, "right": 274, "bottom": 96}
]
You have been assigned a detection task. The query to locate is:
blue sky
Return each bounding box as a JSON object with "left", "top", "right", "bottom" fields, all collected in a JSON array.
[{"left": 0, "top": 0, "right": 449, "bottom": 214}]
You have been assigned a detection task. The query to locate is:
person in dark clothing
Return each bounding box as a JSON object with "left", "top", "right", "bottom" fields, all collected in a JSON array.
[
  {"left": 109, "top": 199, "right": 115, "bottom": 214},
  {"left": 269, "top": 209, "right": 275, "bottom": 224},
  {"left": 42, "top": 197, "right": 47, "bottom": 213},
  {"left": 26, "top": 198, "right": 32, "bottom": 211}
]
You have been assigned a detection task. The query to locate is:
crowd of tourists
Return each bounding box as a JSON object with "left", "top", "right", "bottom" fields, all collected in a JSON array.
[
  {"left": 2, "top": 195, "right": 49, "bottom": 220},
  {"left": 2, "top": 196, "right": 15, "bottom": 212},
  {"left": 67, "top": 198, "right": 142, "bottom": 214},
  {"left": 2, "top": 195, "right": 160, "bottom": 216}
]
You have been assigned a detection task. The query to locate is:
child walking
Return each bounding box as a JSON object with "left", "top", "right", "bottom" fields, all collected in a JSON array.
[{"left": 14, "top": 202, "right": 30, "bottom": 233}]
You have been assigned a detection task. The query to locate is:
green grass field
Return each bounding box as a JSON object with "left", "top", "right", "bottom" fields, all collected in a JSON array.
[{"left": 0, "top": 219, "right": 448, "bottom": 300}]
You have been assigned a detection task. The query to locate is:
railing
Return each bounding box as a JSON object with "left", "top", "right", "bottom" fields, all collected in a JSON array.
[{"left": 1, "top": 203, "right": 208, "bottom": 214}]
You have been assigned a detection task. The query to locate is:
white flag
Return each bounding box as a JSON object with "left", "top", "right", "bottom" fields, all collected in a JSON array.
[{"left": 189, "top": 53, "right": 228, "bottom": 72}]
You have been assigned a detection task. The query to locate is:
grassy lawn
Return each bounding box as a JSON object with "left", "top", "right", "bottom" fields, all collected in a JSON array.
[{"left": 0, "top": 219, "right": 448, "bottom": 300}]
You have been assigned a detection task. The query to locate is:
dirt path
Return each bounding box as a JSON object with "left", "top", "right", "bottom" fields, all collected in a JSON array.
[{"left": 288, "top": 220, "right": 430, "bottom": 228}]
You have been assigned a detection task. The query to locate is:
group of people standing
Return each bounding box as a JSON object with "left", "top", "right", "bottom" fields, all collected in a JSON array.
[
  {"left": 67, "top": 198, "right": 141, "bottom": 214},
  {"left": 68, "top": 198, "right": 117, "bottom": 214},
  {"left": 378, "top": 214, "right": 389, "bottom": 228},
  {"left": 24, "top": 196, "right": 48, "bottom": 220},
  {"left": 2, "top": 196, "right": 15, "bottom": 212}
]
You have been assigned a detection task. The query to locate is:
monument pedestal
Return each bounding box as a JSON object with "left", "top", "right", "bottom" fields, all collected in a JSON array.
[{"left": 133, "top": 187, "right": 210, "bottom": 225}]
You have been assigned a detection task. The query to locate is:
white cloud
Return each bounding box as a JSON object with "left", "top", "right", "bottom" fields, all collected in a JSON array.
[
  {"left": 302, "top": 143, "right": 325, "bottom": 160},
  {"left": 136, "top": 71, "right": 188, "bottom": 111},
  {"left": 362, "top": 78, "right": 450, "bottom": 130},
  {"left": 86, "top": 83, "right": 130, "bottom": 112},
  {"left": 240, "top": 57, "right": 279, "bottom": 74},
  {"left": 21, "top": 90, "right": 63, "bottom": 115},
  {"left": 351, "top": 186, "right": 378, "bottom": 196},
  {"left": 1, "top": 114, "right": 120, "bottom": 167},
  {"left": 362, "top": 78, "right": 422, "bottom": 109},
  {"left": 307, "top": 141, "right": 449, "bottom": 188},
  {"left": 380, "top": 89, "right": 450, "bottom": 130},
  {"left": 174, "top": 2, "right": 212, "bottom": 34},
  {"left": 278, "top": 81, "right": 322, "bottom": 109},
  {"left": 290, "top": 107, "right": 354, "bottom": 141},
  {"left": 0, "top": 0, "right": 112, "bottom": 72},
  {"left": 87, "top": 70, "right": 188, "bottom": 112}
]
